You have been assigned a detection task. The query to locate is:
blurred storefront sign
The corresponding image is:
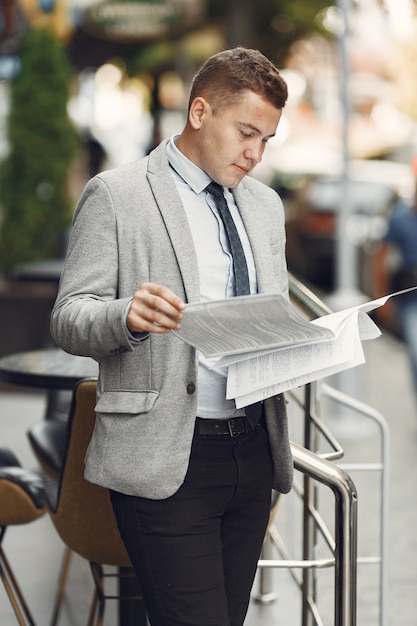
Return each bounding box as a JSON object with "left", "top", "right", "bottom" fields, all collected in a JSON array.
[{"left": 82, "top": 0, "right": 204, "bottom": 42}]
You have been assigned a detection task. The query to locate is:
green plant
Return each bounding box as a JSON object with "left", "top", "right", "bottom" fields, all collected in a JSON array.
[{"left": 0, "top": 27, "right": 79, "bottom": 274}]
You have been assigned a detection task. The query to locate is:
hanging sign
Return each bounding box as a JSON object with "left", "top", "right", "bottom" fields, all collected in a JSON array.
[{"left": 83, "top": 0, "right": 201, "bottom": 43}]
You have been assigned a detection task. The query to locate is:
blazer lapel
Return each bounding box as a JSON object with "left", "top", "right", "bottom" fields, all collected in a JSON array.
[
  {"left": 232, "top": 184, "right": 277, "bottom": 294},
  {"left": 147, "top": 143, "right": 200, "bottom": 304}
]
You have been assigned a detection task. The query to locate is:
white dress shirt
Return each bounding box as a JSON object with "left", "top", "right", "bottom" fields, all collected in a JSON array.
[{"left": 166, "top": 135, "right": 257, "bottom": 418}]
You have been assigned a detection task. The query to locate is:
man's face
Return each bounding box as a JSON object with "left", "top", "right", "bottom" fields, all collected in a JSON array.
[{"left": 191, "top": 90, "right": 282, "bottom": 188}]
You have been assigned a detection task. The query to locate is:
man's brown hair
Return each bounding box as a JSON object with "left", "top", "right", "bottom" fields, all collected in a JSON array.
[{"left": 188, "top": 47, "right": 288, "bottom": 114}]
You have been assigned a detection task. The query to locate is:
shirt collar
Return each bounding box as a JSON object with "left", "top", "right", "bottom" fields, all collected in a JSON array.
[{"left": 166, "top": 134, "right": 212, "bottom": 195}]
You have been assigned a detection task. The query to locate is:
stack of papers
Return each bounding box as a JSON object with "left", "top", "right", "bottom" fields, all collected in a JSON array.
[{"left": 173, "top": 287, "right": 416, "bottom": 408}]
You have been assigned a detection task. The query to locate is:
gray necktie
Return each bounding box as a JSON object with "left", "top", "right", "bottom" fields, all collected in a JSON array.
[{"left": 206, "top": 182, "right": 250, "bottom": 296}]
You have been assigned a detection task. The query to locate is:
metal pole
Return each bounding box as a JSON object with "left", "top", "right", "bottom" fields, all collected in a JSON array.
[
  {"left": 325, "top": 0, "right": 371, "bottom": 421},
  {"left": 327, "top": 0, "right": 366, "bottom": 312}
]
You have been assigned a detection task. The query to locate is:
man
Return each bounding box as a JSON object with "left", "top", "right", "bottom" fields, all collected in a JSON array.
[{"left": 51, "top": 47, "right": 293, "bottom": 626}]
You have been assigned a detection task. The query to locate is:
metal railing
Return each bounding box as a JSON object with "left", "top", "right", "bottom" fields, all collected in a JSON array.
[
  {"left": 319, "top": 382, "right": 390, "bottom": 626},
  {"left": 255, "top": 273, "right": 389, "bottom": 626}
]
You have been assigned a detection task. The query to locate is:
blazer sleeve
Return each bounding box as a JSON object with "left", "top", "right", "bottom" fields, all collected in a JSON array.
[{"left": 50, "top": 176, "right": 135, "bottom": 360}]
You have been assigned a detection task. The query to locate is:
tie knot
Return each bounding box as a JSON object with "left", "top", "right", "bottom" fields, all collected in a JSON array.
[{"left": 206, "top": 181, "right": 224, "bottom": 198}]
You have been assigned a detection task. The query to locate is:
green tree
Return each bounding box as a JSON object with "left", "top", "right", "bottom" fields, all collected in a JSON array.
[{"left": 0, "top": 27, "right": 79, "bottom": 274}]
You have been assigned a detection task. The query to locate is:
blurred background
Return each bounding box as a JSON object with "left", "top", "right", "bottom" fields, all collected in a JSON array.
[
  {"left": 2, "top": 4, "right": 417, "bottom": 625},
  {"left": 1, "top": 0, "right": 417, "bottom": 348}
]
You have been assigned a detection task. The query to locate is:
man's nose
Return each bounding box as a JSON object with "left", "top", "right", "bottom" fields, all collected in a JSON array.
[{"left": 244, "top": 142, "right": 265, "bottom": 164}]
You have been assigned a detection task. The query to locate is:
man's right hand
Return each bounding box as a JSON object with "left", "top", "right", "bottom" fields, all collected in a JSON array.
[{"left": 126, "top": 282, "right": 185, "bottom": 334}]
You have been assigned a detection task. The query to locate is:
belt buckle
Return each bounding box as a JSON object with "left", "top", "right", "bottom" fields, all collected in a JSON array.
[{"left": 227, "top": 417, "right": 245, "bottom": 437}]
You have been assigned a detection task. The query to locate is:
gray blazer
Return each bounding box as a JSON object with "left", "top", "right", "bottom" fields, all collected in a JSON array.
[{"left": 50, "top": 139, "right": 294, "bottom": 499}]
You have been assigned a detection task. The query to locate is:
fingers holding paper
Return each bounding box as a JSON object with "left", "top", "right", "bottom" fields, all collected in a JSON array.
[{"left": 127, "top": 282, "right": 185, "bottom": 334}]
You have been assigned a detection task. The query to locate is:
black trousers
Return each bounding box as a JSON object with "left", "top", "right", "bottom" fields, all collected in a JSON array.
[{"left": 110, "top": 419, "right": 273, "bottom": 626}]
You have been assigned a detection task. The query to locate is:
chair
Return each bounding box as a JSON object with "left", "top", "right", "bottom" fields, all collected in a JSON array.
[
  {"left": 0, "top": 445, "right": 45, "bottom": 626},
  {"left": 27, "top": 389, "right": 72, "bottom": 479},
  {"left": 27, "top": 389, "right": 73, "bottom": 621},
  {"left": 27, "top": 417, "right": 67, "bottom": 479},
  {"left": 44, "top": 378, "right": 143, "bottom": 626}
]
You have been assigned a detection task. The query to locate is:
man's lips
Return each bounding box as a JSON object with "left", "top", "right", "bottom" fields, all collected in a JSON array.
[{"left": 234, "top": 164, "right": 250, "bottom": 175}]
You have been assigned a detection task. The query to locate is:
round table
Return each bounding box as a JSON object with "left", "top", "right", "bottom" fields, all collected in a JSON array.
[{"left": 0, "top": 347, "right": 98, "bottom": 389}]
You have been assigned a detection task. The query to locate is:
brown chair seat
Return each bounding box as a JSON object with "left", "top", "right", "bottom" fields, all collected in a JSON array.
[
  {"left": 0, "top": 445, "right": 46, "bottom": 625},
  {"left": 43, "top": 379, "right": 144, "bottom": 626}
]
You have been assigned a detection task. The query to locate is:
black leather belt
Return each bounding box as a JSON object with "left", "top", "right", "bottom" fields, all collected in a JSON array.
[{"left": 196, "top": 402, "right": 264, "bottom": 437}]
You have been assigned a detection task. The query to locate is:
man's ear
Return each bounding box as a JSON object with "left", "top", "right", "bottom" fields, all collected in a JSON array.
[{"left": 189, "top": 97, "right": 210, "bottom": 129}]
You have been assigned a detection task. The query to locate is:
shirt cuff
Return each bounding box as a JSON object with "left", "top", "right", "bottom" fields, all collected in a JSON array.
[{"left": 123, "top": 299, "right": 149, "bottom": 343}]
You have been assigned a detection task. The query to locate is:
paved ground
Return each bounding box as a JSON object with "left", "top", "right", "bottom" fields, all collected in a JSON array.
[{"left": 0, "top": 328, "right": 416, "bottom": 625}]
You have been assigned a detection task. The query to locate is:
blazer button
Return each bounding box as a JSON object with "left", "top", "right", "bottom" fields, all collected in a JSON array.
[{"left": 186, "top": 382, "right": 196, "bottom": 395}]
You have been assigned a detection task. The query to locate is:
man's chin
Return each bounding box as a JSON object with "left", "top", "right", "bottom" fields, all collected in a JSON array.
[{"left": 226, "top": 174, "right": 247, "bottom": 188}]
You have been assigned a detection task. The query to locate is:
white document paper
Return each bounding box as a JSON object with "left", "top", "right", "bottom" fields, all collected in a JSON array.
[
  {"left": 173, "top": 293, "right": 334, "bottom": 359},
  {"left": 229, "top": 311, "right": 367, "bottom": 408},
  {"left": 173, "top": 286, "right": 417, "bottom": 406}
]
